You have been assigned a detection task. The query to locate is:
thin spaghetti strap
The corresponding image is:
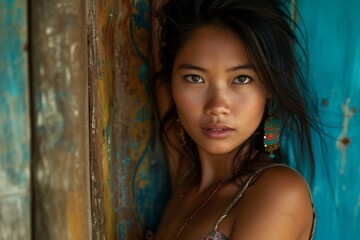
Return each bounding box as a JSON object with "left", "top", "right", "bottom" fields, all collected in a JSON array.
[
  {"left": 308, "top": 191, "right": 316, "bottom": 240},
  {"left": 213, "top": 163, "right": 287, "bottom": 232}
]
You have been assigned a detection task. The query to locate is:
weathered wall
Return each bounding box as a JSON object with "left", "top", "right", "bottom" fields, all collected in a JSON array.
[
  {"left": 87, "top": 0, "right": 116, "bottom": 238},
  {"left": 297, "top": 0, "right": 360, "bottom": 239},
  {"left": 3, "top": 0, "right": 358, "bottom": 239},
  {"left": 30, "top": 0, "right": 91, "bottom": 239},
  {"left": 0, "top": 0, "right": 31, "bottom": 239},
  {"left": 88, "top": 0, "right": 168, "bottom": 239}
]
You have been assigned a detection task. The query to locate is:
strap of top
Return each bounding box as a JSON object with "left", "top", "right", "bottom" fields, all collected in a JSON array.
[{"left": 213, "top": 163, "right": 296, "bottom": 231}]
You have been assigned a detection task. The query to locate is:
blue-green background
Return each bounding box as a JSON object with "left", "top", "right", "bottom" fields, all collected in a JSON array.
[{"left": 298, "top": 0, "right": 360, "bottom": 239}]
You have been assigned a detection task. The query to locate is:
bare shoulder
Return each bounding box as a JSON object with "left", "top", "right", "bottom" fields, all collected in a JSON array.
[
  {"left": 252, "top": 165, "right": 312, "bottom": 200},
  {"left": 230, "top": 165, "right": 314, "bottom": 240}
]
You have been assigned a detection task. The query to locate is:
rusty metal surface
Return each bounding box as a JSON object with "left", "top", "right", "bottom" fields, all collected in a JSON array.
[
  {"left": 0, "top": 0, "right": 31, "bottom": 239},
  {"left": 30, "top": 0, "right": 90, "bottom": 239}
]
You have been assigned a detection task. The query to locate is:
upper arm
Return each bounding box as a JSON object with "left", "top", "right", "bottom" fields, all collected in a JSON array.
[{"left": 230, "top": 167, "right": 314, "bottom": 240}]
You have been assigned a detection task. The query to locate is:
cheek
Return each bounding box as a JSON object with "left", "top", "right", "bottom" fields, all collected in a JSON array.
[
  {"left": 171, "top": 84, "right": 203, "bottom": 133},
  {"left": 171, "top": 79, "right": 184, "bottom": 109},
  {"left": 237, "top": 92, "right": 267, "bottom": 123},
  {"left": 172, "top": 79, "right": 200, "bottom": 111},
  {"left": 250, "top": 99, "right": 267, "bottom": 126},
  {"left": 173, "top": 91, "right": 200, "bottom": 119}
]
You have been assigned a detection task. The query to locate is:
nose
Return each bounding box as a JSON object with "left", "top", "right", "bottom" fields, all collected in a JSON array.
[{"left": 204, "top": 86, "right": 231, "bottom": 116}]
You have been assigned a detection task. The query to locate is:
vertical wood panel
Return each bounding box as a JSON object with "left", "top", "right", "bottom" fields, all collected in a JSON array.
[
  {"left": 88, "top": 0, "right": 169, "bottom": 239},
  {"left": 0, "top": 0, "right": 31, "bottom": 239},
  {"left": 30, "top": 0, "right": 90, "bottom": 239},
  {"left": 297, "top": 0, "right": 360, "bottom": 239},
  {"left": 112, "top": 0, "right": 169, "bottom": 238},
  {"left": 88, "top": 0, "right": 117, "bottom": 238}
]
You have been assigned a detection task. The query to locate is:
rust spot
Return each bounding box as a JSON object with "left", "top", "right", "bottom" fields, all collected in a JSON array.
[
  {"left": 322, "top": 98, "right": 329, "bottom": 107},
  {"left": 340, "top": 137, "right": 351, "bottom": 146},
  {"left": 23, "top": 43, "right": 28, "bottom": 52},
  {"left": 352, "top": 107, "right": 356, "bottom": 113}
]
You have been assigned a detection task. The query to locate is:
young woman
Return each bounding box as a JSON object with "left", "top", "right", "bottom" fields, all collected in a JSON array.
[{"left": 149, "top": 0, "right": 317, "bottom": 239}]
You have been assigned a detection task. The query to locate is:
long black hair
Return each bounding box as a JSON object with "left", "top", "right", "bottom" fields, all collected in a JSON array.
[{"left": 151, "top": 0, "right": 319, "bottom": 181}]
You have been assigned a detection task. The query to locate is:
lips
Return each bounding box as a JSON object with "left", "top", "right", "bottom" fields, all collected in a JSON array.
[{"left": 201, "top": 124, "right": 234, "bottom": 139}]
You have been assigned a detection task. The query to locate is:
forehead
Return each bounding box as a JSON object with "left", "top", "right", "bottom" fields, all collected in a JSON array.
[{"left": 174, "top": 26, "right": 250, "bottom": 66}]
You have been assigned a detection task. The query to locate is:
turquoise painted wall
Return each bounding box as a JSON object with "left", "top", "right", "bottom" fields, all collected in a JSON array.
[
  {"left": 297, "top": 0, "right": 360, "bottom": 239},
  {"left": 0, "top": 0, "right": 31, "bottom": 238}
]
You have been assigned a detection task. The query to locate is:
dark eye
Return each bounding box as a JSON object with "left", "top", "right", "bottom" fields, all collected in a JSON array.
[
  {"left": 233, "top": 75, "right": 251, "bottom": 84},
  {"left": 184, "top": 75, "right": 204, "bottom": 83}
]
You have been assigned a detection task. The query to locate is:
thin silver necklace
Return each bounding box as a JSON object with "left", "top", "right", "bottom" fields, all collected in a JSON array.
[{"left": 174, "top": 179, "right": 226, "bottom": 240}]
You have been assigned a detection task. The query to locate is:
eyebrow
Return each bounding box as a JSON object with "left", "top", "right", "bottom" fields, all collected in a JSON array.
[{"left": 177, "top": 63, "right": 254, "bottom": 72}]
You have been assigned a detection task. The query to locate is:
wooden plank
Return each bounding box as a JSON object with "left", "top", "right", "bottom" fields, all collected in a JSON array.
[
  {"left": 87, "top": 1, "right": 116, "bottom": 238},
  {"left": 30, "top": 0, "right": 91, "bottom": 239},
  {"left": 297, "top": 0, "right": 360, "bottom": 239},
  {"left": 88, "top": 0, "right": 169, "bottom": 238},
  {"left": 111, "top": 1, "right": 169, "bottom": 238},
  {"left": 0, "top": 0, "right": 31, "bottom": 239}
]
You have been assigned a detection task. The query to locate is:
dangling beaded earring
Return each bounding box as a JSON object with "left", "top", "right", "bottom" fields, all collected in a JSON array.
[
  {"left": 176, "top": 118, "right": 186, "bottom": 146},
  {"left": 263, "top": 112, "right": 280, "bottom": 159}
]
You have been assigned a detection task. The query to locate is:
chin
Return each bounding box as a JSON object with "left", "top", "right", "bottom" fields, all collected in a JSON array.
[{"left": 199, "top": 144, "right": 239, "bottom": 156}]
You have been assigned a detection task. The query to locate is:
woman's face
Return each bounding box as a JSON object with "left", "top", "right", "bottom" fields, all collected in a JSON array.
[{"left": 171, "top": 26, "right": 267, "bottom": 157}]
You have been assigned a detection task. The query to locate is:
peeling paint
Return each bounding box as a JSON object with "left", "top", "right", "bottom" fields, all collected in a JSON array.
[
  {"left": 88, "top": 0, "right": 169, "bottom": 239},
  {"left": 336, "top": 98, "right": 354, "bottom": 175},
  {"left": 322, "top": 98, "right": 329, "bottom": 107}
]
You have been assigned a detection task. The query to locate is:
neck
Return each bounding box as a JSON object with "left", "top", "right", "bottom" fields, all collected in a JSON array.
[{"left": 196, "top": 149, "right": 236, "bottom": 192}]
